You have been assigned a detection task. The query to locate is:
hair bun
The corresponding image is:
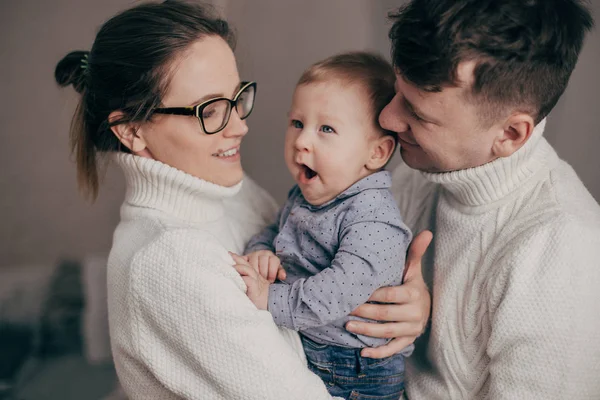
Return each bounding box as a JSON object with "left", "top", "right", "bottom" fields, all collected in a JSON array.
[{"left": 55, "top": 50, "right": 90, "bottom": 94}]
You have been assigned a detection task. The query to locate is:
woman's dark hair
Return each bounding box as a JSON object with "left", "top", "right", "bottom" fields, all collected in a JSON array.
[
  {"left": 389, "top": 0, "right": 594, "bottom": 125},
  {"left": 55, "top": 0, "right": 235, "bottom": 200}
]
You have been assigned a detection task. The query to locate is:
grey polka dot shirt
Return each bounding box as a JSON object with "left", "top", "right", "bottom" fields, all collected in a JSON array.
[{"left": 245, "top": 171, "right": 413, "bottom": 349}]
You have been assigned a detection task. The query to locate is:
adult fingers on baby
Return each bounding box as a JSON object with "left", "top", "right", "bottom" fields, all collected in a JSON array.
[
  {"left": 233, "top": 263, "right": 257, "bottom": 278},
  {"left": 366, "top": 284, "right": 422, "bottom": 305},
  {"left": 246, "top": 253, "right": 259, "bottom": 271},
  {"left": 239, "top": 276, "right": 253, "bottom": 293},
  {"left": 346, "top": 320, "right": 422, "bottom": 341},
  {"left": 350, "top": 302, "right": 423, "bottom": 323},
  {"left": 360, "top": 336, "right": 415, "bottom": 359},
  {"left": 230, "top": 253, "right": 251, "bottom": 267},
  {"left": 229, "top": 252, "right": 248, "bottom": 264}
]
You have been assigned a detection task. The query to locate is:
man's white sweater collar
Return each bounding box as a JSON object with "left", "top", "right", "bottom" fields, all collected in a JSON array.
[
  {"left": 115, "top": 153, "right": 242, "bottom": 223},
  {"left": 422, "top": 119, "right": 559, "bottom": 208}
]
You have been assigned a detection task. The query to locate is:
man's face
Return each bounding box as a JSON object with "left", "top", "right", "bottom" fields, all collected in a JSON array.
[{"left": 379, "top": 64, "right": 503, "bottom": 173}]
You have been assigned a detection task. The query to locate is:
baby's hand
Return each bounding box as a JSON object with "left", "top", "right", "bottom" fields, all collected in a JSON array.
[
  {"left": 245, "top": 250, "right": 287, "bottom": 283},
  {"left": 230, "top": 253, "right": 270, "bottom": 310}
]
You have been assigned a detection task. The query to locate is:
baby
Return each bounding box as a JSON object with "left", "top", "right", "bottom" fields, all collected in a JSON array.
[{"left": 241, "top": 52, "right": 412, "bottom": 399}]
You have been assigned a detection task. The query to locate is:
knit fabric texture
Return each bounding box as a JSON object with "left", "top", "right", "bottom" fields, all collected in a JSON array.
[
  {"left": 394, "top": 120, "right": 600, "bottom": 399},
  {"left": 107, "top": 154, "right": 338, "bottom": 399}
]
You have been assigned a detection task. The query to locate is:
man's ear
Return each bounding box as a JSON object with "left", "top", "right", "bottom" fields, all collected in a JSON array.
[
  {"left": 366, "top": 134, "right": 396, "bottom": 171},
  {"left": 492, "top": 113, "right": 535, "bottom": 158},
  {"left": 109, "top": 111, "right": 149, "bottom": 155}
]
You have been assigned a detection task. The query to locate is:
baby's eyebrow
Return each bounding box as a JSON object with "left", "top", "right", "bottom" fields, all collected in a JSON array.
[{"left": 318, "top": 112, "right": 343, "bottom": 126}]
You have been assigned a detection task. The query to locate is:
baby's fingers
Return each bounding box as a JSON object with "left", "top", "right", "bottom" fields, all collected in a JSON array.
[
  {"left": 267, "top": 257, "right": 281, "bottom": 282},
  {"left": 276, "top": 266, "right": 287, "bottom": 281}
]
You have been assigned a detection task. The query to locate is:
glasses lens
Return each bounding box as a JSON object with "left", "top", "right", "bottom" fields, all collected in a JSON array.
[
  {"left": 236, "top": 84, "right": 255, "bottom": 119},
  {"left": 201, "top": 100, "right": 231, "bottom": 133}
]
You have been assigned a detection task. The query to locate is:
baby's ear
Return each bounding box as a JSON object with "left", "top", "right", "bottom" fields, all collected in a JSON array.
[
  {"left": 366, "top": 135, "right": 396, "bottom": 170},
  {"left": 109, "top": 111, "right": 149, "bottom": 155}
]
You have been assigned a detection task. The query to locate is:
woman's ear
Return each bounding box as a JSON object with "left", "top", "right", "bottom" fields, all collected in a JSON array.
[
  {"left": 366, "top": 134, "right": 396, "bottom": 171},
  {"left": 109, "top": 111, "right": 149, "bottom": 155},
  {"left": 492, "top": 113, "right": 534, "bottom": 158}
]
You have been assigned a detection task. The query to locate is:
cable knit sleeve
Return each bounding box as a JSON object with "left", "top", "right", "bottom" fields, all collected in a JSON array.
[
  {"left": 486, "top": 215, "right": 600, "bottom": 399},
  {"left": 127, "top": 228, "right": 336, "bottom": 400}
]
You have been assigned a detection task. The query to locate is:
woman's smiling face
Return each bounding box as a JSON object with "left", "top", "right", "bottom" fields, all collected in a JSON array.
[{"left": 135, "top": 35, "right": 250, "bottom": 187}]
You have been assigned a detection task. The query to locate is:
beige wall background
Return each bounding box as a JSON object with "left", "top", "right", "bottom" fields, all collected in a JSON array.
[{"left": 1, "top": 0, "right": 598, "bottom": 269}]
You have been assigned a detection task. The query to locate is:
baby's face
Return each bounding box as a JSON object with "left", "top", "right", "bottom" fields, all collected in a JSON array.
[{"left": 285, "top": 81, "right": 381, "bottom": 206}]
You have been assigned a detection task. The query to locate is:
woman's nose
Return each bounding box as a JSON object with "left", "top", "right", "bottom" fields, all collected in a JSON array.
[
  {"left": 222, "top": 108, "right": 249, "bottom": 138},
  {"left": 379, "top": 94, "right": 410, "bottom": 133}
]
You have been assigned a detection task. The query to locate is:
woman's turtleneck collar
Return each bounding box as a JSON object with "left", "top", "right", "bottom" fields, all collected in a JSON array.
[
  {"left": 422, "top": 119, "right": 559, "bottom": 208},
  {"left": 114, "top": 153, "right": 242, "bottom": 223}
]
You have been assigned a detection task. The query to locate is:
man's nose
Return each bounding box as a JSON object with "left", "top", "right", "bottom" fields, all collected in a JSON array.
[{"left": 379, "top": 94, "right": 410, "bottom": 133}]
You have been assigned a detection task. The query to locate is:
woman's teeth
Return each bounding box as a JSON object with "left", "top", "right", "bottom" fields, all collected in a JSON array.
[{"left": 215, "top": 148, "right": 238, "bottom": 157}]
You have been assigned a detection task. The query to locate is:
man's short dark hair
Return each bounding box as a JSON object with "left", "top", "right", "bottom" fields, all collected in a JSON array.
[{"left": 389, "top": 0, "right": 594, "bottom": 124}]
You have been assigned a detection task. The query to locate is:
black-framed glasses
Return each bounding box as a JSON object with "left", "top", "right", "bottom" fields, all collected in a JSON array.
[{"left": 153, "top": 81, "right": 256, "bottom": 134}]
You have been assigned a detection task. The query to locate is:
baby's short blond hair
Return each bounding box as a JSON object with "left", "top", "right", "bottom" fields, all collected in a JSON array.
[{"left": 297, "top": 51, "right": 397, "bottom": 141}]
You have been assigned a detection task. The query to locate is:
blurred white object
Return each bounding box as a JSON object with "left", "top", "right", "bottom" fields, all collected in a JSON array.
[{"left": 82, "top": 255, "right": 112, "bottom": 365}]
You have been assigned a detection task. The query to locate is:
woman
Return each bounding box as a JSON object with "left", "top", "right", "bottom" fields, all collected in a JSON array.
[{"left": 54, "top": 1, "right": 430, "bottom": 399}]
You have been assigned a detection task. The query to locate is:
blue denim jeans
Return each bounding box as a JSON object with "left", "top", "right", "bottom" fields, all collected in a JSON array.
[{"left": 301, "top": 334, "right": 405, "bottom": 400}]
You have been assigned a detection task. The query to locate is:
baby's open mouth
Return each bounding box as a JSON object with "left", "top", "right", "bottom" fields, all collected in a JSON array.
[{"left": 301, "top": 164, "right": 318, "bottom": 180}]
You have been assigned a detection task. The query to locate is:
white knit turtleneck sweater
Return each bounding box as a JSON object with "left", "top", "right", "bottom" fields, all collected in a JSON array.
[
  {"left": 392, "top": 120, "right": 600, "bottom": 399},
  {"left": 107, "top": 154, "right": 337, "bottom": 400}
]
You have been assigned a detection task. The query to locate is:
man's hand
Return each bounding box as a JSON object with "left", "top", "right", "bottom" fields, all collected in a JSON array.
[
  {"left": 231, "top": 253, "right": 271, "bottom": 310},
  {"left": 245, "top": 250, "right": 287, "bottom": 283},
  {"left": 346, "top": 230, "right": 433, "bottom": 358}
]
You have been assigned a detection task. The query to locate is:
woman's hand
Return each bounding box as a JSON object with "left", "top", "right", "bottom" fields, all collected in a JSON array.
[
  {"left": 231, "top": 253, "right": 271, "bottom": 310},
  {"left": 346, "top": 230, "right": 433, "bottom": 358}
]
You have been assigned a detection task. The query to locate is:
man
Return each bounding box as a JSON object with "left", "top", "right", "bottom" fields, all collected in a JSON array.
[{"left": 377, "top": 0, "right": 600, "bottom": 398}]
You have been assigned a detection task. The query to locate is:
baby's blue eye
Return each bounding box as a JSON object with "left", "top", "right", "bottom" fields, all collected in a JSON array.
[
  {"left": 321, "top": 125, "right": 335, "bottom": 134},
  {"left": 291, "top": 120, "right": 303, "bottom": 129}
]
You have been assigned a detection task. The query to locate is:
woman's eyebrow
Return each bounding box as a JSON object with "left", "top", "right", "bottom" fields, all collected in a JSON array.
[
  {"left": 187, "top": 93, "right": 222, "bottom": 106},
  {"left": 187, "top": 82, "right": 242, "bottom": 106}
]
